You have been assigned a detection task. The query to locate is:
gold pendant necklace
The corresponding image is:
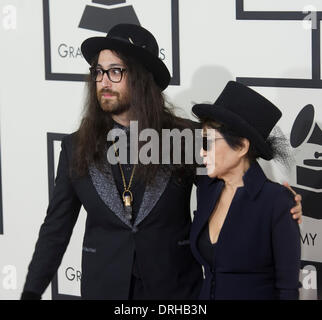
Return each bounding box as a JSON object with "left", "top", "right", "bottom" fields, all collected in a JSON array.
[{"left": 113, "top": 141, "right": 136, "bottom": 221}]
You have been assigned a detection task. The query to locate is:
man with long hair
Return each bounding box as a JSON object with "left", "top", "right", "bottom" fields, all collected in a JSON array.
[{"left": 21, "top": 24, "right": 302, "bottom": 300}]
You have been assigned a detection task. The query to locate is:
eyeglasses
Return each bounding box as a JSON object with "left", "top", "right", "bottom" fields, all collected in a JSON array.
[
  {"left": 202, "top": 137, "right": 224, "bottom": 151},
  {"left": 90, "top": 67, "right": 127, "bottom": 83}
]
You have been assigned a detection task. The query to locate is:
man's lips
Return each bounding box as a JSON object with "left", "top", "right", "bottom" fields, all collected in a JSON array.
[
  {"left": 100, "top": 90, "right": 118, "bottom": 98},
  {"left": 102, "top": 93, "right": 115, "bottom": 98}
]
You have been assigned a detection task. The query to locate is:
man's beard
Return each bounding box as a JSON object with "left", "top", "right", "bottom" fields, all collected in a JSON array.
[{"left": 98, "top": 89, "right": 131, "bottom": 115}]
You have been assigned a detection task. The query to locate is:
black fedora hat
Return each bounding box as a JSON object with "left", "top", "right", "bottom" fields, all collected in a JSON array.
[
  {"left": 81, "top": 23, "right": 170, "bottom": 91},
  {"left": 192, "top": 81, "right": 282, "bottom": 160}
]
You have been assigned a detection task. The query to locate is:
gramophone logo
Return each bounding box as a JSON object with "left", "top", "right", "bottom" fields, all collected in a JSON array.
[
  {"left": 79, "top": 0, "right": 140, "bottom": 31},
  {"left": 43, "top": 0, "right": 180, "bottom": 85},
  {"left": 290, "top": 104, "right": 322, "bottom": 220},
  {"left": 289, "top": 105, "right": 322, "bottom": 301}
]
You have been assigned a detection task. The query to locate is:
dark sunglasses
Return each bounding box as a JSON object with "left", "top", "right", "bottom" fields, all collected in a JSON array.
[{"left": 202, "top": 137, "right": 224, "bottom": 151}]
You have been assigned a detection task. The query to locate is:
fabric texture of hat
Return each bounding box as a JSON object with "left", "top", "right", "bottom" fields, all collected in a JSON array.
[
  {"left": 81, "top": 23, "right": 170, "bottom": 91},
  {"left": 192, "top": 81, "right": 282, "bottom": 160}
]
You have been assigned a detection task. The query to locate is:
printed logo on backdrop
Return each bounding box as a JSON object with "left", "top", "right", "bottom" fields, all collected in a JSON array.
[
  {"left": 47, "top": 133, "right": 82, "bottom": 300},
  {"left": 42, "top": 0, "right": 180, "bottom": 85},
  {"left": 290, "top": 104, "right": 322, "bottom": 221},
  {"left": 235, "top": 0, "right": 322, "bottom": 300},
  {"left": 290, "top": 105, "right": 322, "bottom": 300},
  {"left": 236, "top": 0, "right": 322, "bottom": 88}
]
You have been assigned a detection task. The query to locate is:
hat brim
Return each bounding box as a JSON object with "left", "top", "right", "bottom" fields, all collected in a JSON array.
[
  {"left": 81, "top": 37, "right": 170, "bottom": 91},
  {"left": 192, "top": 103, "right": 273, "bottom": 160}
]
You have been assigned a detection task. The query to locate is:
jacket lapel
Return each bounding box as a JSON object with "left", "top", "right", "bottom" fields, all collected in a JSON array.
[
  {"left": 134, "top": 168, "right": 171, "bottom": 227},
  {"left": 190, "top": 178, "right": 224, "bottom": 267},
  {"left": 89, "top": 163, "right": 171, "bottom": 229},
  {"left": 89, "top": 163, "right": 133, "bottom": 229},
  {"left": 195, "top": 178, "right": 224, "bottom": 234}
]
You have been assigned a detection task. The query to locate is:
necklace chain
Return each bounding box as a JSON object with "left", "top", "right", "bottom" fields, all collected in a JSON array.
[{"left": 112, "top": 141, "right": 136, "bottom": 201}]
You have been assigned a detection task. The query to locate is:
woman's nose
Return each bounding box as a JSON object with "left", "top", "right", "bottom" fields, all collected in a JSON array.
[{"left": 200, "top": 148, "right": 206, "bottom": 158}]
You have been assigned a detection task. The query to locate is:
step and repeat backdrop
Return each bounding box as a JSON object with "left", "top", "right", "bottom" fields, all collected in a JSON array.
[{"left": 0, "top": 0, "right": 321, "bottom": 300}]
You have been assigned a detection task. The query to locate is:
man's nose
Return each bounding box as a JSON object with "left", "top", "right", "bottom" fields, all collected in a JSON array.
[{"left": 101, "top": 72, "right": 112, "bottom": 87}]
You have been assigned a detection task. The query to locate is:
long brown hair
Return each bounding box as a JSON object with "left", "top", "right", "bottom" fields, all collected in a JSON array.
[{"left": 72, "top": 50, "right": 197, "bottom": 184}]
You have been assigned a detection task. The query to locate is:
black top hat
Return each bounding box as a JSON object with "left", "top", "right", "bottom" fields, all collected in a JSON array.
[
  {"left": 192, "top": 81, "right": 282, "bottom": 160},
  {"left": 81, "top": 24, "right": 170, "bottom": 91}
]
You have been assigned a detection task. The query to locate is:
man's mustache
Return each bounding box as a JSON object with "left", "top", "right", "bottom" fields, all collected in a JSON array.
[{"left": 99, "top": 89, "right": 119, "bottom": 97}]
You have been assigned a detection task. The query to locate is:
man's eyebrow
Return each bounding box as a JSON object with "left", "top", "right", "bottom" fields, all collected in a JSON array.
[{"left": 96, "top": 63, "right": 124, "bottom": 68}]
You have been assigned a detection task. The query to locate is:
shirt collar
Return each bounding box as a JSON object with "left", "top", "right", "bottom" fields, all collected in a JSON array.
[
  {"left": 242, "top": 161, "right": 267, "bottom": 199},
  {"left": 112, "top": 120, "right": 130, "bottom": 135},
  {"left": 207, "top": 161, "right": 267, "bottom": 200}
]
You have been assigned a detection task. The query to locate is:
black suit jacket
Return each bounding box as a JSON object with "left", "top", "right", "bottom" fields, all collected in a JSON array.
[
  {"left": 23, "top": 133, "right": 202, "bottom": 299},
  {"left": 190, "top": 162, "right": 301, "bottom": 300}
]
